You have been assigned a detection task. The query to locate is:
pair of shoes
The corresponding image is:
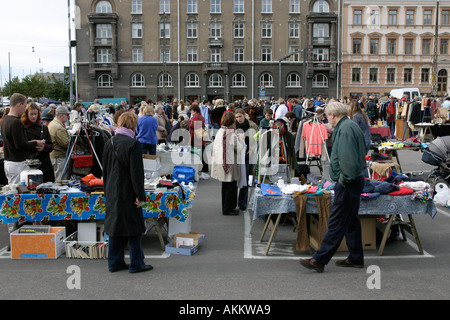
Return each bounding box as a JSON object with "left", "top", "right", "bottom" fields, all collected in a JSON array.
[
  {"left": 109, "top": 264, "right": 129, "bottom": 272},
  {"left": 298, "top": 258, "right": 324, "bottom": 273},
  {"left": 129, "top": 264, "right": 154, "bottom": 273},
  {"left": 335, "top": 259, "right": 364, "bottom": 268},
  {"left": 223, "top": 209, "right": 239, "bottom": 215},
  {"left": 239, "top": 206, "right": 246, "bottom": 211},
  {"left": 199, "top": 172, "right": 210, "bottom": 180}
]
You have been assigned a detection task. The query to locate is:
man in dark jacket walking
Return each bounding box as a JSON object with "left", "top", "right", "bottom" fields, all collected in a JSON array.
[
  {"left": 103, "top": 111, "right": 152, "bottom": 273},
  {"left": 299, "top": 102, "right": 367, "bottom": 273}
]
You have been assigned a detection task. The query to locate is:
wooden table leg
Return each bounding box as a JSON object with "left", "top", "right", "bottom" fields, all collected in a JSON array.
[
  {"left": 260, "top": 214, "right": 272, "bottom": 241},
  {"left": 148, "top": 218, "right": 166, "bottom": 250},
  {"left": 378, "top": 215, "right": 394, "bottom": 256},
  {"left": 407, "top": 214, "right": 423, "bottom": 255},
  {"left": 264, "top": 213, "right": 282, "bottom": 256}
]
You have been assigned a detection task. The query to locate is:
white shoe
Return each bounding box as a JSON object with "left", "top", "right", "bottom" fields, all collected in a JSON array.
[{"left": 200, "top": 172, "right": 210, "bottom": 180}]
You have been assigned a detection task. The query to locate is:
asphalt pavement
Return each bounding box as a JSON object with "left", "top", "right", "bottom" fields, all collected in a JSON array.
[{"left": 1, "top": 147, "right": 450, "bottom": 302}]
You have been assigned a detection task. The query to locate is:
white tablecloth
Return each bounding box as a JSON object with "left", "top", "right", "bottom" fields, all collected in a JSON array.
[{"left": 156, "top": 149, "right": 202, "bottom": 181}]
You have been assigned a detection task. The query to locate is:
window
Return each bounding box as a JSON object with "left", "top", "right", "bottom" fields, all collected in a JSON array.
[
  {"left": 96, "top": 1, "right": 112, "bottom": 13},
  {"left": 313, "top": 24, "right": 329, "bottom": 37},
  {"left": 406, "top": 10, "right": 415, "bottom": 25},
  {"left": 158, "top": 73, "right": 173, "bottom": 87},
  {"left": 286, "top": 73, "right": 300, "bottom": 87},
  {"left": 160, "top": 23, "right": 170, "bottom": 38},
  {"left": 98, "top": 74, "right": 113, "bottom": 87},
  {"left": 387, "top": 68, "right": 396, "bottom": 83},
  {"left": 388, "top": 10, "right": 397, "bottom": 25},
  {"left": 186, "top": 73, "right": 200, "bottom": 87},
  {"left": 187, "top": 23, "right": 197, "bottom": 38},
  {"left": 132, "top": 23, "right": 143, "bottom": 38},
  {"left": 370, "top": 10, "right": 379, "bottom": 25},
  {"left": 260, "top": 73, "right": 273, "bottom": 87},
  {"left": 387, "top": 39, "right": 396, "bottom": 55},
  {"left": 423, "top": 10, "right": 432, "bottom": 25},
  {"left": 288, "top": 47, "right": 300, "bottom": 61},
  {"left": 421, "top": 68, "right": 430, "bottom": 83},
  {"left": 312, "top": 74, "right": 328, "bottom": 87},
  {"left": 353, "top": 9, "right": 362, "bottom": 25},
  {"left": 211, "top": 49, "right": 221, "bottom": 62},
  {"left": 289, "top": 0, "right": 300, "bottom": 13},
  {"left": 159, "top": 0, "right": 170, "bottom": 13},
  {"left": 261, "top": 23, "right": 272, "bottom": 38},
  {"left": 262, "top": 48, "right": 272, "bottom": 61},
  {"left": 210, "top": 0, "right": 221, "bottom": 13},
  {"left": 232, "top": 73, "right": 246, "bottom": 87},
  {"left": 352, "top": 68, "right": 361, "bottom": 83},
  {"left": 405, "top": 39, "right": 414, "bottom": 54},
  {"left": 313, "top": 48, "right": 329, "bottom": 61},
  {"left": 187, "top": 48, "right": 198, "bottom": 61},
  {"left": 210, "top": 23, "right": 221, "bottom": 38},
  {"left": 370, "top": 39, "right": 379, "bottom": 54},
  {"left": 160, "top": 48, "right": 170, "bottom": 62},
  {"left": 234, "top": 0, "right": 244, "bottom": 13},
  {"left": 209, "top": 73, "right": 223, "bottom": 87},
  {"left": 313, "top": 0, "right": 329, "bottom": 13},
  {"left": 187, "top": 0, "right": 197, "bottom": 13},
  {"left": 441, "top": 39, "right": 449, "bottom": 55},
  {"left": 96, "top": 24, "right": 112, "bottom": 38},
  {"left": 132, "top": 0, "right": 142, "bottom": 13},
  {"left": 369, "top": 68, "right": 378, "bottom": 83},
  {"left": 262, "top": 0, "right": 272, "bottom": 13},
  {"left": 97, "top": 49, "right": 112, "bottom": 63},
  {"left": 422, "top": 39, "right": 431, "bottom": 55},
  {"left": 132, "top": 48, "right": 143, "bottom": 62},
  {"left": 404, "top": 68, "right": 413, "bottom": 83},
  {"left": 234, "top": 48, "right": 244, "bottom": 61},
  {"left": 443, "top": 10, "right": 450, "bottom": 25},
  {"left": 131, "top": 73, "right": 145, "bottom": 87},
  {"left": 353, "top": 38, "right": 361, "bottom": 54},
  {"left": 234, "top": 23, "right": 244, "bottom": 38},
  {"left": 289, "top": 23, "right": 299, "bottom": 38}
]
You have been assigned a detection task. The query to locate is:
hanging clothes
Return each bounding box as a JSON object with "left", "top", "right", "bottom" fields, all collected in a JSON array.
[{"left": 301, "top": 122, "right": 328, "bottom": 156}]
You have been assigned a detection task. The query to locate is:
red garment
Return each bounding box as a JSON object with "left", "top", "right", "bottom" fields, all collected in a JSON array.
[
  {"left": 389, "top": 187, "right": 414, "bottom": 196},
  {"left": 189, "top": 113, "right": 205, "bottom": 146},
  {"left": 301, "top": 122, "right": 328, "bottom": 156}
]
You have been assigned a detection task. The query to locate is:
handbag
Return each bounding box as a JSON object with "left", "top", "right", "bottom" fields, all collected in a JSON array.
[
  {"left": 72, "top": 128, "right": 94, "bottom": 168},
  {"left": 172, "top": 166, "right": 195, "bottom": 184}
]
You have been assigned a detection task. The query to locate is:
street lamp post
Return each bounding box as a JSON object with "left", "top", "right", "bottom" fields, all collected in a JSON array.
[
  {"left": 432, "top": 0, "right": 440, "bottom": 96},
  {"left": 278, "top": 50, "right": 300, "bottom": 98}
]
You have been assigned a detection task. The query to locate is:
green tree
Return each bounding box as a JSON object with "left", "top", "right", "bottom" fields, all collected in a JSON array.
[
  {"left": 45, "top": 75, "right": 70, "bottom": 102},
  {"left": 21, "top": 73, "right": 47, "bottom": 100}
]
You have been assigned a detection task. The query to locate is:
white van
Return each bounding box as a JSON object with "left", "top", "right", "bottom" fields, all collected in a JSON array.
[{"left": 389, "top": 88, "right": 421, "bottom": 100}]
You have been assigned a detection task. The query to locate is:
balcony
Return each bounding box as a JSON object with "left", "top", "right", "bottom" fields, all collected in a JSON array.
[
  {"left": 202, "top": 62, "right": 228, "bottom": 73},
  {"left": 208, "top": 37, "right": 223, "bottom": 48},
  {"left": 88, "top": 62, "right": 119, "bottom": 79}
]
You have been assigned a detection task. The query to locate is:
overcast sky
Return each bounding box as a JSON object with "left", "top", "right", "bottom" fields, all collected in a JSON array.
[{"left": 0, "top": 0, "right": 71, "bottom": 86}]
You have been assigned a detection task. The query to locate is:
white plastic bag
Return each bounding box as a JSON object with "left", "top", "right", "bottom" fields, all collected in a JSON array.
[{"left": 433, "top": 183, "right": 450, "bottom": 206}]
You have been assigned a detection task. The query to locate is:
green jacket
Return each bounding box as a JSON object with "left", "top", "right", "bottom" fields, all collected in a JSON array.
[{"left": 329, "top": 116, "right": 366, "bottom": 186}]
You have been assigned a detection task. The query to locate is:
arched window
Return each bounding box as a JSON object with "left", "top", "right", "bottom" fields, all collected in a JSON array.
[
  {"left": 209, "top": 73, "right": 223, "bottom": 87},
  {"left": 312, "top": 73, "right": 328, "bottom": 88},
  {"left": 131, "top": 73, "right": 145, "bottom": 87},
  {"left": 232, "top": 73, "right": 246, "bottom": 87},
  {"left": 186, "top": 73, "right": 200, "bottom": 87},
  {"left": 287, "top": 73, "right": 301, "bottom": 87},
  {"left": 158, "top": 73, "right": 173, "bottom": 87},
  {"left": 260, "top": 73, "right": 273, "bottom": 87},
  {"left": 312, "top": 0, "right": 329, "bottom": 13},
  {"left": 96, "top": 1, "right": 112, "bottom": 13},
  {"left": 98, "top": 74, "right": 113, "bottom": 87}
]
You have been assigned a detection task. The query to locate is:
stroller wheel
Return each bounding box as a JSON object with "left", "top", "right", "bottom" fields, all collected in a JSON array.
[{"left": 427, "top": 174, "right": 449, "bottom": 191}]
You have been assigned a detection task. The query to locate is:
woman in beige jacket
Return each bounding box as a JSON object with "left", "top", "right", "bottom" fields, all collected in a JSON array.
[
  {"left": 154, "top": 105, "right": 168, "bottom": 143},
  {"left": 211, "top": 112, "right": 244, "bottom": 215}
]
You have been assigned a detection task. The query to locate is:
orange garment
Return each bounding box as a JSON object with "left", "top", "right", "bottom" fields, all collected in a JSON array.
[{"left": 301, "top": 122, "right": 328, "bottom": 156}]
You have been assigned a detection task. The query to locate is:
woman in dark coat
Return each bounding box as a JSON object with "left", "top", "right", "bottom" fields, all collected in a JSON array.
[
  {"left": 102, "top": 111, "right": 152, "bottom": 273},
  {"left": 21, "top": 103, "right": 55, "bottom": 182}
]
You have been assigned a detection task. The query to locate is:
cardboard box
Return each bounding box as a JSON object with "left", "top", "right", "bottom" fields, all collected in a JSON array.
[
  {"left": 165, "top": 232, "right": 204, "bottom": 256},
  {"left": 10, "top": 226, "right": 66, "bottom": 259},
  {"left": 309, "top": 215, "right": 376, "bottom": 252},
  {"left": 142, "top": 154, "right": 162, "bottom": 172}
]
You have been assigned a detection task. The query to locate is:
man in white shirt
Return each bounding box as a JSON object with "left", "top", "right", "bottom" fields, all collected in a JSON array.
[{"left": 274, "top": 98, "right": 288, "bottom": 119}]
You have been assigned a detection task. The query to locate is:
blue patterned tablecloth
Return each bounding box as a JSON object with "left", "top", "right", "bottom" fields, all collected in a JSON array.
[
  {"left": 0, "top": 186, "right": 195, "bottom": 224},
  {"left": 251, "top": 190, "right": 437, "bottom": 220}
]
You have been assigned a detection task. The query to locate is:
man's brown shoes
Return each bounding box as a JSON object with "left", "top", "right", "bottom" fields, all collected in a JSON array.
[
  {"left": 298, "top": 258, "right": 324, "bottom": 273},
  {"left": 335, "top": 259, "right": 364, "bottom": 268}
]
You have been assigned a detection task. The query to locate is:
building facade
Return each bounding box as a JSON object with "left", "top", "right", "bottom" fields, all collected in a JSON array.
[
  {"left": 74, "top": 0, "right": 341, "bottom": 104},
  {"left": 341, "top": 0, "right": 450, "bottom": 99}
]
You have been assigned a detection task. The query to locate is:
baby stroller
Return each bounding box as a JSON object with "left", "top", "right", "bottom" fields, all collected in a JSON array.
[{"left": 422, "top": 136, "right": 450, "bottom": 190}]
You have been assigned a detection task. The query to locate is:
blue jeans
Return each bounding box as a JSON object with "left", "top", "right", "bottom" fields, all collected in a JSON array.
[
  {"left": 313, "top": 175, "right": 365, "bottom": 265},
  {"left": 108, "top": 235, "right": 146, "bottom": 272},
  {"left": 141, "top": 143, "right": 156, "bottom": 155}
]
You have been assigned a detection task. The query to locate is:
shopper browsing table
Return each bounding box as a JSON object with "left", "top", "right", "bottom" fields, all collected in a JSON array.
[
  {"left": 103, "top": 111, "right": 152, "bottom": 273},
  {"left": 299, "top": 102, "right": 367, "bottom": 273}
]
